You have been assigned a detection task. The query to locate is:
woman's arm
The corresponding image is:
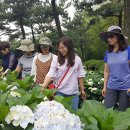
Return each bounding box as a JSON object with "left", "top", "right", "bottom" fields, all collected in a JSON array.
[
  {"left": 31, "top": 56, "right": 37, "bottom": 81},
  {"left": 102, "top": 63, "right": 110, "bottom": 97},
  {"left": 7, "top": 54, "right": 16, "bottom": 70},
  {"left": 41, "top": 76, "right": 52, "bottom": 90},
  {"left": 15, "top": 66, "right": 22, "bottom": 73},
  {"left": 78, "top": 77, "right": 86, "bottom": 99}
]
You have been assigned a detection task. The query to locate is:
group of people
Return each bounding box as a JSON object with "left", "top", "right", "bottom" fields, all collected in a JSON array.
[
  {"left": 0, "top": 36, "right": 86, "bottom": 110},
  {"left": 0, "top": 25, "right": 130, "bottom": 111}
]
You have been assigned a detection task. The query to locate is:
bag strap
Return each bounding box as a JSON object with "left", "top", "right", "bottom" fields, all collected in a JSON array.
[{"left": 56, "top": 66, "right": 70, "bottom": 89}]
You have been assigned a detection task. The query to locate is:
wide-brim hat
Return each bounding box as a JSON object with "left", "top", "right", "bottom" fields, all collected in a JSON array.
[
  {"left": 99, "top": 25, "right": 125, "bottom": 42},
  {"left": 17, "top": 39, "right": 35, "bottom": 51},
  {"left": 39, "top": 37, "right": 52, "bottom": 46}
]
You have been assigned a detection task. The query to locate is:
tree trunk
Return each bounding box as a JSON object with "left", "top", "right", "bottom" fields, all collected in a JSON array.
[
  {"left": 80, "top": 44, "right": 85, "bottom": 61},
  {"left": 51, "top": 0, "right": 63, "bottom": 37},
  {"left": 19, "top": 18, "right": 26, "bottom": 39},
  {"left": 124, "top": 0, "right": 130, "bottom": 39},
  {"left": 118, "top": 10, "right": 122, "bottom": 28},
  {"left": 31, "top": 24, "right": 36, "bottom": 44}
]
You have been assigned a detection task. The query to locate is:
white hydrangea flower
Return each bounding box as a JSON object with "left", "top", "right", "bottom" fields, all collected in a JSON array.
[
  {"left": 87, "top": 81, "right": 93, "bottom": 86},
  {"left": 88, "top": 87, "right": 92, "bottom": 90},
  {"left": 102, "top": 100, "right": 104, "bottom": 104},
  {"left": 5, "top": 105, "right": 34, "bottom": 129},
  {"left": 3, "top": 77, "right": 7, "bottom": 81},
  {"left": 88, "top": 78, "right": 93, "bottom": 81},
  {"left": 98, "top": 81, "right": 101, "bottom": 84},
  {"left": 10, "top": 86, "right": 18, "bottom": 91},
  {"left": 91, "top": 88, "right": 97, "bottom": 92},
  {"left": 33, "top": 101, "right": 83, "bottom": 130},
  {"left": 10, "top": 91, "right": 21, "bottom": 97},
  {"left": 43, "top": 96, "right": 48, "bottom": 101},
  {"left": 100, "top": 78, "right": 104, "bottom": 81}
]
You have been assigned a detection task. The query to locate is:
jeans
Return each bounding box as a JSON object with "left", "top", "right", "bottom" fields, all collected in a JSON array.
[
  {"left": 104, "top": 88, "right": 130, "bottom": 111},
  {"left": 55, "top": 92, "right": 79, "bottom": 110}
]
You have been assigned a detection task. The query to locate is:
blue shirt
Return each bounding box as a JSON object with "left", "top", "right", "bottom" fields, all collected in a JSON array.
[
  {"left": 104, "top": 46, "right": 130, "bottom": 90},
  {"left": 2, "top": 52, "right": 18, "bottom": 71}
]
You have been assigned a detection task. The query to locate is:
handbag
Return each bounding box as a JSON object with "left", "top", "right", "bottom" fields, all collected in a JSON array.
[{"left": 48, "top": 66, "right": 70, "bottom": 89}]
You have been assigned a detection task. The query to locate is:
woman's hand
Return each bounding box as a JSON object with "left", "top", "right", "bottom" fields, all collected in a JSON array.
[
  {"left": 81, "top": 89, "right": 87, "bottom": 100},
  {"left": 102, "top": 87, "right": 107, "bottom": 97}
]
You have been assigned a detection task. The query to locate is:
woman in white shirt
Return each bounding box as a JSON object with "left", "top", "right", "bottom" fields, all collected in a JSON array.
[
  {"left": 42, "top": 37, "right": 86, "bottom": 110},
  {"left": 31, "top": 37, "right": 56, "bottom": 84}
]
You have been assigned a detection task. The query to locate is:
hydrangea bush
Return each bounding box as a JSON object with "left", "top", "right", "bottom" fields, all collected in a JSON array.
[
  {"left": 84, "top": 71, "right": 104, "bottom": 101},
  {"left": 5, "top": 105, "right": 34, "bottom": 129},
  {"left": 33, "top": 101, "right": 83, "bottom": 130}
]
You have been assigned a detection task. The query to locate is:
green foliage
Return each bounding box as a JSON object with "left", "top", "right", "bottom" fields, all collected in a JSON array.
[
  {"left": 54, "top": 95, "right": 74, "bottom": 113},
  {"left": 0, "top": 106, "right": 9, "bottom": 122},
  {"left": 77, "top": 100, "right": 130, "bottom": 130},
  {"left": 1, "top": 124, "right": 33, "bottom": 130},
  {"left": 84, "top": 71, "right": 104, "bottom": 101},
  {"left": 0, "top": 71, "right": 46, "bottom": 122},
  {"left": 85, "top": 59, "right": 104, "bottom": 72}
]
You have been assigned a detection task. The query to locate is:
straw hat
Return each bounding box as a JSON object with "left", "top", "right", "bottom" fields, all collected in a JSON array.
[
  {"left": 39, "top": 37, "right": 52, "bottom": 46},
  {"left": 99, "top": 25, "right": 125, "bottom": 42},
  {"left": 17, "top": 39, "right": 35, "bottom": 51}
]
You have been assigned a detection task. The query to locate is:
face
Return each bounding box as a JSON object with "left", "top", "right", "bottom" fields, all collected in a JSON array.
[
  {"left": 107, "top": 33, "right": 118, "bottom": 45},
  {"left": 58, "top": 42, "right": 68, "bottom": 56},
  {"left": 1, "top": 48, "right": 9, "bottom": 55},
  {"left": 40, "top": 44, "right": 50, "bottom": 54}
]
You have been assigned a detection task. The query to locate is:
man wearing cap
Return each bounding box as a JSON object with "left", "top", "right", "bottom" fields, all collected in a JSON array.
[
  {"left": 31, "top": 37, "right": 57, "bottom": 84},
  {"left": 100, "top": 25, "right": 130, "bottom": 111},
  {"left": 15, "top": 39, "right": 36, "bottom": 78}
]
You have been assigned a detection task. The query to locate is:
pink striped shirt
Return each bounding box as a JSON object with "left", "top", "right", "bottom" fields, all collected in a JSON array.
[{"left": 47, "top": 55, "right": 85, "bottom": 95}]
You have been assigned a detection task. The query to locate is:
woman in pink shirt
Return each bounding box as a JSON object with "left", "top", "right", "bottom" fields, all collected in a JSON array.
[{"left": 42, "top": 37, "right": 86, "bottom": 110}]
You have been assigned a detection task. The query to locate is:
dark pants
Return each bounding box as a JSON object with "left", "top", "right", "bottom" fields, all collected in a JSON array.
[{"left": 104, "top": 88, "right": 130, "bottom": 111}]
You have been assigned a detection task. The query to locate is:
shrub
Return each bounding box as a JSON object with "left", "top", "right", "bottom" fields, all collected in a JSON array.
[
  {"left": 84, "top": 59, "right": 104, "bottom": 73},
  {"left": 84, "top": 71, "right": 104, "bottom": 102}
]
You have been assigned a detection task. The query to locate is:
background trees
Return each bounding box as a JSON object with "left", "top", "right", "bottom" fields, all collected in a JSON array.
[{"left": 0, "top": 0, "right": 130, "bottom": 60}]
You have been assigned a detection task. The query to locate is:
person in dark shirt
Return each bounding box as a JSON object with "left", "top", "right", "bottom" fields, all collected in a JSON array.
[{"left": 0, "top": 41, "right": 18, "bottom": 77}]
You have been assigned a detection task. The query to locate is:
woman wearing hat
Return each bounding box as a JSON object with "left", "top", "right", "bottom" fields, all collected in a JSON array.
[
  {"left": 100, "top": 25, "right": 130, "bottom": 111},
  {"left": 15, "top": 39, "right": 36, "bottom": 78},
  {"left": 31, "top": 37, "right": 57, "bottom": 84},
  {"left": 0, "top": 41, "right": 18, "bottom": 77}
]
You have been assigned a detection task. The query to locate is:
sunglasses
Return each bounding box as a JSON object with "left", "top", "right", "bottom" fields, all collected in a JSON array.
[
  {"left": 40, "top": 45, "right": 49, "bottom": 49},
  {"left": 107, "top": 34, "right": 116, "bottom": 39}
]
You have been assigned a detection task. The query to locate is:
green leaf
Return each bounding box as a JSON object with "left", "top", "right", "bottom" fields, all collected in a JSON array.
[
  {"left": 29, "top": 102, "right": 38, "bottom": 110},
  {"left": 0, "top": 106, "right": 9, "bottom": 122},
  {"left": 0, "top": 93, "right": 8, "bottom": 105},
  {"left": 54, "top": 95, "right": 64, "bottom": 103},
  {"left": 6, "top": 97, "right": 20, "bottom": 106},
  {"left": 20, "top": 94, "right": 32, "bottom": 105},
  {"left": 43, "top": 89, "right": 57, "bottom": 99},
  {"left": 78, "top": 100, "right": 105, "bottom": 116},
  {"left": 13, "top": 88, "right": 26, "bottom": 95},
  {"left": 61, "top": 96, "right": 74, "bottom": 113},
  {"left": 0, "top": 81, "right": 8, "bottom": 92},
  {"left": 112, "top": 111, "right": 130, "bottom": 130},
  {"left": 6, "top": 94, "right": 32, "bottom": 106}
]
